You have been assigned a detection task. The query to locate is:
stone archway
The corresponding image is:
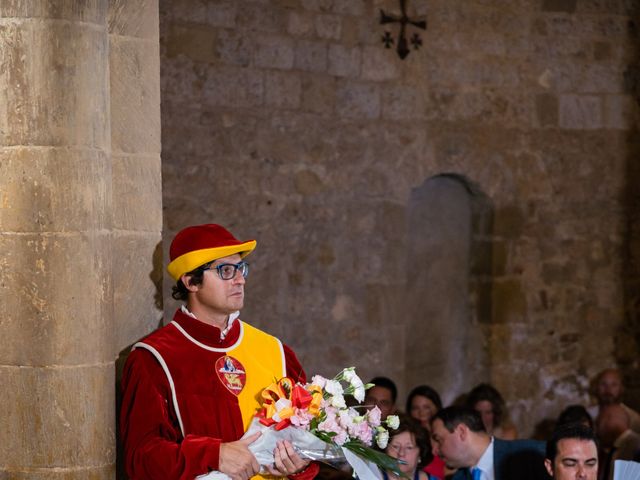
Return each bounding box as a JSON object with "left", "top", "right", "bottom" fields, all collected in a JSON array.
[{"left": 404, "top": 174, "right": 492, "bottom": 404}]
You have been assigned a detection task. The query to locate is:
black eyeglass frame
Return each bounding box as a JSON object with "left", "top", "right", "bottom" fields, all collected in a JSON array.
[{"left": 202, "top": 261, "right": 250, "bottom": 280}]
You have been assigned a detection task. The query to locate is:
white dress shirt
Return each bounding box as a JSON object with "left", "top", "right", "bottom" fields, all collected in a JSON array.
[{"left": 473, "top": 437, "right": 495, "bottom": 480}]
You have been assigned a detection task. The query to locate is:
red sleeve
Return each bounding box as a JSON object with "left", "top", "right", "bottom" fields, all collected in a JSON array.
[
  {"left": 283, "top": 343, "right": 307, "bottom": 384},
  {"left": 120, "top": 348, "right": 223, "bottom": 480}
]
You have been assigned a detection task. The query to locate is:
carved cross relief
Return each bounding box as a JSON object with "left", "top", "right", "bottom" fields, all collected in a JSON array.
[{"left": 380, "top": 0, "right": 427, "bottom": 60}]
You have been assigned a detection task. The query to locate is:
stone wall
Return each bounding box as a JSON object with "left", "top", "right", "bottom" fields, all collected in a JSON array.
[
  {"left": 160, "top": 0, "right": 640, "bottom": 437},
  {"left": 0, "top": 0, "right": 161, "bottom": 477}
]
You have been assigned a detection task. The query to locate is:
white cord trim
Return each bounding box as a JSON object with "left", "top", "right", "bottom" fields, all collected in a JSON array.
[
  {"left": 170, "top": 320, "right": 244, "bottom": 352},
  {"left": 133, "top": 342, "right": 186, "bottom": 438},
  {"left": 276, "top": 338, "right": 286, "bottom": 378}
]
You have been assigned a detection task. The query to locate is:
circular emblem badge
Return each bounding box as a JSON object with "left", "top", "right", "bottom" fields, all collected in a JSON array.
[{"left": 215, "top": 355, "right": 246, "bottom": 396}]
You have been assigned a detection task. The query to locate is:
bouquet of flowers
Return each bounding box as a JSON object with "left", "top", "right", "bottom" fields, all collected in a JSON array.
[{"left": 199, "top": 367, "right": 401, "bottom": 480}]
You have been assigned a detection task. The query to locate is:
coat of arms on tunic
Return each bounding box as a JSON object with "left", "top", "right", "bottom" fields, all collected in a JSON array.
[{"left": 215, "top": 355, "right": 246, "bottom": 395}]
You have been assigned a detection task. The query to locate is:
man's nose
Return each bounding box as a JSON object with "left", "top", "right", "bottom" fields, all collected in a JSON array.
[
  {"left": 232, "top": 269, "right": 246, "bottom": 283},
  {"left": 432, "top": 444, "right": 439, "bottom": 457}
]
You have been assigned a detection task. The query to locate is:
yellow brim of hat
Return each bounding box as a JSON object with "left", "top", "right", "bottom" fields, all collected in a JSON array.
[{"left": 167, "top": 240, "right": 256, "bottom": 281}]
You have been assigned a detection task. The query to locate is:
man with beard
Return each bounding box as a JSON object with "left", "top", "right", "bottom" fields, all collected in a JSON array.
[{"left": 587, "top": 369, "right": 640, "bottom": 433}]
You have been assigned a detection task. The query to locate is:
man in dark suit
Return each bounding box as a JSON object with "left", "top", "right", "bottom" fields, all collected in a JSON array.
[{"left": 430, "top": 406, "right": 548, "bottom": 480}]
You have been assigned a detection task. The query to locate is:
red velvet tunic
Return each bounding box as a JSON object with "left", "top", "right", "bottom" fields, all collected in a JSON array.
[{"left": 120, "top": 309, "right": 319, "bottom": 480}]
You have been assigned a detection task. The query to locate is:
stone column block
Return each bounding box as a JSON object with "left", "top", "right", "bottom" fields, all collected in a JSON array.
[
  {"left": 0, "top": 19, "right": 109, "bottom": 149},
  {"left": 109, "top": 0, "right": 159, "bottom": 39},
  {"left": 0, "top": 148, "right": 110, "bottom": 232},
  {"left": 113, "top": 232, "right": 163, "bottom": 352},
  {"left": 109, "top": 35, "right": 161, "bottom": 154},
  {"left": 0, "top": 364, "right": 115, "bottom": 469},
  {"left": 0, "top": 465, "right": 114, "bottom": 480},
  {"left": 0, "top": 231, "right": 112, "bottom": 366},
  {"left": 112, "top": 154, "right": 162, "bottom": 231},
  {"left": 0, "top": 2, "right": 106, "bottom": 22}
]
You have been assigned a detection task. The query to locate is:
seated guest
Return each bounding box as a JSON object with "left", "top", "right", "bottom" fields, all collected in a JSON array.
[
  {"left": 588, "top": 368, "right": 640, "bottom": 433},
  {"left": 382, "top": 415, "right": 437, "bottom": 480},
  {"left": 406, "top": 385, "right": 446, "bottom": 479},
  {"left": 556, "top": 404, "right": 594, "bottom": 430},
  {"left": 544, "top": 423, "right": 598, "bottom": 480},
  {"left": 430, "top": 406, "right": 547, "bottom": 480},
  {"left": 407, "top": 385, "right": 443, "bottom": 431},
  {"left": 596, "top": 403, "right": 640, "bottom": 480},
  {"left": 466, "top": 383, "right": 518, "bottom": 440},
  {"left": 365, "top": 376, "right": 398, "bottom": 420}
]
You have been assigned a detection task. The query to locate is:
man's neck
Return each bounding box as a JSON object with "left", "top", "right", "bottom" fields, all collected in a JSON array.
[
  {"left": 185, "top": 302, "right": 229, "bottom": 330},
  {"left": 469, "top": 433, "right": 492, "bottom": 467}
]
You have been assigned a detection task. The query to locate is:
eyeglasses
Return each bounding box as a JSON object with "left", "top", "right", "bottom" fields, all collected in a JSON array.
[
  {"left": 203, "top": 261, "right": 250, "bottom": 280},
  {"left": 387, "top": 443, "right": 418, "bottom": 455}
]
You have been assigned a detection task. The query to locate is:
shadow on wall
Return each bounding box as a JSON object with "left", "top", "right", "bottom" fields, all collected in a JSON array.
[
  {"left": 116, "top": 240, "right": 165, "bottom": 479},
  {"left": 621, "top": 4, "right": 640, "bottom": 413}
]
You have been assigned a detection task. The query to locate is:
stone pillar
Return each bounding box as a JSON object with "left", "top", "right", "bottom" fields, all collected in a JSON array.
[
  {"left": 0, "top": 0, "right": 161, "bottom": 477},
  {"left": 108, "top": 2, "right": 162, "bottom": 356},
  {"left": 108, "top": 1, "right": 163, "bottom": 473}
]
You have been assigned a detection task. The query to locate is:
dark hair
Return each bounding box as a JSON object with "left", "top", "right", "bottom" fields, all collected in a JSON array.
[
  {"left": 369, "top": 376, "right": 398, "bottom": 403},
  {"left": 171, "top": 262, "right": 211, "bottom": 300},
  {"left": 556, "top": 405, "right": 594, "bottom": 430},
  {"left": 388, "top": 414, "right": 433, "bottom": 468},
  {"left": 406, "top": 385, "right": 443, "bottom": 415},
  {"left": 432, "top": 406, "right": 485, "bottom": 433},
  {"left": 545, "top": 423, "right": 598, "bottom": 462},
  {"left": 466, "top": 383, "right": 506, "bottom": 427}
]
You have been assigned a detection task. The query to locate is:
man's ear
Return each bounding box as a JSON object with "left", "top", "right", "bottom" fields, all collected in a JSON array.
[
  {"left": 544, "top": 459, "right": 554, "bottom": 478},
  {"left": 457, "top": 423, "right": 468, "bottom": 441},
  {"left": 181, "top": 274, "right": 199, "bottom": 292}
]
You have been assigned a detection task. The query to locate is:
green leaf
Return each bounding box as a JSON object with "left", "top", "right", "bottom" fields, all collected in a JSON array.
[{"left": 341, "top": 440, "right": 407, "bottom": 478}]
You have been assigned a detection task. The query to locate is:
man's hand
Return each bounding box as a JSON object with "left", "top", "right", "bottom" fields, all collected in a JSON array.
[
  {"left": 218, "top": 432, "right": 261, "bottom": 480},
  {"left": 265, "top": 440, "right": 311, "bottom": 477}
]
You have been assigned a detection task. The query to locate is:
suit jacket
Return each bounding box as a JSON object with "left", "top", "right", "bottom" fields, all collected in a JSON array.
[{"left": 452, "top": 438, "right": 548, "bottom": 480}]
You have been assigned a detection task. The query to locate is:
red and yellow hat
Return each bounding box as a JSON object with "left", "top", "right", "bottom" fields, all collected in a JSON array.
[{"left": 167, "top": 224, "right": 256, "bottom": 281}]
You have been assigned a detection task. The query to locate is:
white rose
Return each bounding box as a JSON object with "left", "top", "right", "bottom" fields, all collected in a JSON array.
[
  {"left": 386, "top": 415, "right": 400, "bottom": 430},
  {"left": 376, "top": 429, "right": 389, "bottom": 449}
]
